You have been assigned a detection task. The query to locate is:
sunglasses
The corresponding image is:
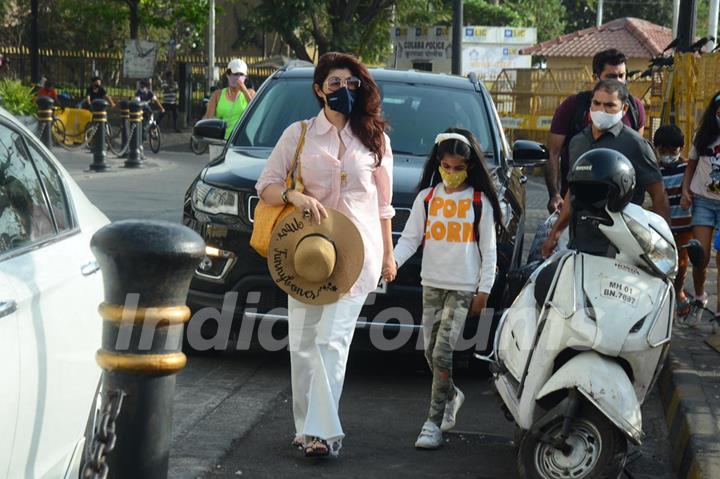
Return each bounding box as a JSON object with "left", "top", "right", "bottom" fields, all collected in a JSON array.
[{"left": 325, "top": 76, "right": 361, "bottom": 92}]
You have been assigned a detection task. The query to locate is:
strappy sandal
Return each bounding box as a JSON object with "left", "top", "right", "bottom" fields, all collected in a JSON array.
[
  {"left": 304, "top": 437, "right": 330, "bottom": 457},
  {"left": 291, "top": 436, "right": 304, "bottom": 450},
  {"left": 677, "top": 293, "right": 693, "bottom": 317}
]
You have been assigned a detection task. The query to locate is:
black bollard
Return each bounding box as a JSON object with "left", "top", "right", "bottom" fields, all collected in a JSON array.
[
  {"left": 119, "top": 100, "right": 129, "bottom": 158},
  {"left": 125, "top": 100, "right": 144, "bottom": 168},
  {"left": 89, "top": 99, "right": 110, "bottom": 172},
  {"left": 36, "top": 95, "right": 54, "bottom": 148},
  {"left": 90, "top": 220, "right": 205, "bottom": 479}
]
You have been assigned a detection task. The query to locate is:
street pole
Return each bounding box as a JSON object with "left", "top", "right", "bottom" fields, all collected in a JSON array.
[
  {"left": 709, "top": 0, "right": 719, "bottom": 51},
  {"left": 677, "top": 0, "right": 697, "bottom": 52},
  {"left": 30, "top": 0, "right": 39, "bottom": 83},
  {"left": 207, "top": 0, "right": 215, "bottom": 94},
  {"left": 596, "top": 0, "right": 604, "bottom": 27},
  {"left": 673, "top": 0, "right": 681, "bottom": 38},
  {"left": 452, "top": 0, "right": 463, "bottom": 75}
]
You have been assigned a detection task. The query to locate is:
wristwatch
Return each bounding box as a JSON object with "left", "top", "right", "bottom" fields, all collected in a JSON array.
[{"left": 281, "top": 188, "right": 292, "bottom": 204}]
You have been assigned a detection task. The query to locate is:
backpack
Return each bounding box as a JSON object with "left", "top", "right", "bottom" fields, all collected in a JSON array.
[
  {"left": 565, "top": 90, "right": 640, "bottom": 147},
  {"left": 421, "top": 185, "right": 483, "bottom": 246}
]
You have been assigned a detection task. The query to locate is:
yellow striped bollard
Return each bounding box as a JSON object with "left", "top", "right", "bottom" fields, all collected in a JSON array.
[
  {"left": 89, "top": 98, "right": 109, "bottom": 172},
  {"left": 35, "top": 96, "right": 54, "bottom": 148},
  {"left": 125, "top": 100, "right": 143, "bottom": 168},
  {"left": 89, "top": 219, "right": 205, "bottom": 478}
]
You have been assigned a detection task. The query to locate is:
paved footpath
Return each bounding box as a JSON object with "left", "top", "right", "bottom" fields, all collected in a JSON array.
[
  {"left": 659, "top": 300, "right": 720, "bottom": 478},
  {"left": 63, "top": 146, "right": 682, "bottom": 478}
]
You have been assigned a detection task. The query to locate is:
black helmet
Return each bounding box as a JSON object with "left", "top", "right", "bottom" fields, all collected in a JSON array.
[{"left": 568, "top": 148, "right": 635, "bottom": 212}]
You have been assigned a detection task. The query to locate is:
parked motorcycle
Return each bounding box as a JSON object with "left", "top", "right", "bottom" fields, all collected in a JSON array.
[{"left": 479, "top": 149, "right": 703, "bottom": 478}]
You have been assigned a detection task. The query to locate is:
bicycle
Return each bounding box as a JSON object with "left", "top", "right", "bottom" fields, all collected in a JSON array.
[
  {"left": 138, "top": 101, "right": 161, "bottom": 154},
  {"left": 84, "top": 121, "right": 123, "bottom": 156},
  {"left": 38, "top": 106, "right": 68, "bottom": 146}
]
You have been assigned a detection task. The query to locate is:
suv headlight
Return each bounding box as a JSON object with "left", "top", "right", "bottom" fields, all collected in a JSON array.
[
  {"left": 192, "top": 180, "right": 239, "bottom": 216},
  {"left": 622, "top": 213, "right": 677, "bottom": 277}
]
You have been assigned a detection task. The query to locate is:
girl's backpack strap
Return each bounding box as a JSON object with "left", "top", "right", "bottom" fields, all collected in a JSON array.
[
  {"left": 472, "top": 191, "right": 482, "bottom": 242},
  {"left": 421, "top": 185, "right": 439, "bottom": 246}
]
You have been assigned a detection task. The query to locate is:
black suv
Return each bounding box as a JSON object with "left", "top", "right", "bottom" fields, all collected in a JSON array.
[{"left": 184, "top": 65, "right": 547, "bottom": 352}]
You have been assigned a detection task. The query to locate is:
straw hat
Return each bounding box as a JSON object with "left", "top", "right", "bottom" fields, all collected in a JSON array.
[{"left": 268, "top": 208, "right": 364, "bottom": 305}]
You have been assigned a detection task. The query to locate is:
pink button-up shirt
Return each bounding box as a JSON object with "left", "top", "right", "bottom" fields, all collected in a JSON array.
[{"left": 256, "top": 110, "right": 395, "bottom": 298}]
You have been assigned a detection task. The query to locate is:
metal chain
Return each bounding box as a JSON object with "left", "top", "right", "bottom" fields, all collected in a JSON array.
[
  {"left": 85, "top": 123, "right": 101, "bottom": 149},
  {"left": 35, "top": 120, "right": 49, "bottom": 140},
  {"left": 115, "top": 122, "right": 138, "bottom": 157},
  {"left": 82, "top": 389, "right": 126, "bottom": 479}
]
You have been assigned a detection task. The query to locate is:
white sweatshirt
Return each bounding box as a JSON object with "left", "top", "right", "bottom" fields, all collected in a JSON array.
[{"left": 394, "top": 184, "right": 497, "bottom": 294}]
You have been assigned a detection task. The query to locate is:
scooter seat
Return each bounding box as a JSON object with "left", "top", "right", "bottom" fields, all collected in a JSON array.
[{"left": 534, "top": 258, "right": 560, "bottom": 306}]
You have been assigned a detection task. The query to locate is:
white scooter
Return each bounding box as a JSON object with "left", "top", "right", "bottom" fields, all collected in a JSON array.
[{"left": 479, "top": 151, "right": 703, "bottom": 478}]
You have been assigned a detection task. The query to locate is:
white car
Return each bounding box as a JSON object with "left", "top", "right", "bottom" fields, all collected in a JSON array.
[{"left": 0, "top": 107, "right": 108, "bottom": 478}]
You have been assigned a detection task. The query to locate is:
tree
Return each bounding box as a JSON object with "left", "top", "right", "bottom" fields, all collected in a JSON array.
[
  {"left": 0, "top": 0, "right": 209, "bottom": 55},
  {"left": 518, "top": 0, "right": 566, "bottom": 42},
  {"left": 249, "top": 0, "right": 446, "bottom": 63},
  {"left": 563, "top": 0, "right": 675, "bottom": 33},
  {"left": 113, "top": 0, "right": 209, "bottom": 44},
  {"left": 464, "top": 0, "right": 524, "bottom": 26},
  {"left": 601, "top": 0, "right": 674, "bottom": 28},
  {"left": 452, "top": 0, "right": 567, "bottom": 42}
]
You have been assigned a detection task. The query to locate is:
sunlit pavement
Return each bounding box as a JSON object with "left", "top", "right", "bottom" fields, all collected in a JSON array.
[{"left": 64, "top": 146, "right": 675, "bottom": 478}]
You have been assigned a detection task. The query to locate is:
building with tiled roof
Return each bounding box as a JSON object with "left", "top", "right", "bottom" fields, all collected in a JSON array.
[{"left": 520, "top": 17, "right": 673, "bottom": 73}]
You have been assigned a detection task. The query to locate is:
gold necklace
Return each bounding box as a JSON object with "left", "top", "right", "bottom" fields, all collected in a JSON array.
[{"left": 338, "top": 137, "right": 348, "bottom": 186}]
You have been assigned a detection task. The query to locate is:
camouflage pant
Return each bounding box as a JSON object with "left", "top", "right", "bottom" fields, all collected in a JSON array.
[{"left": 422, "top": 286, "right": 473, "bottom": 425}]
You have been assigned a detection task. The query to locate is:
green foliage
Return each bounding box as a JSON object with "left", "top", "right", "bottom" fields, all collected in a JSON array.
[
  {"left": 696, "top": 0, "right": 712, "bottom": 37},
  {"left": 562, "top": 0, "right": 596, "bottom": 32},
  {"left": 563, "top": 0, "right": 675, "bottom": 33},
  {"left": 396, "top": 0, "right": 449, "bottom": 26},
  {"left": 139, "top": 0, "right": 209, "bottom": 51},
  {"left": 508, "top": 0, "right": 567, "bottom": 42},
  {"left": 249, "top": 0, "right": 448, "bottom": 63},
  {"left": 0, "top": 79, "right": 37, "bottom": 116},
  {"left": 464, "top": 0, "right": 524, "bottom": 27},
  {"left": 0, "top": 0, "right": 209, "bottom": 55}
]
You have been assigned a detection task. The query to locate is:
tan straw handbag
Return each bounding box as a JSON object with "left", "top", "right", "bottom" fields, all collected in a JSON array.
[{"left": 250, "top": 121, "right": 308, "bottom": 257}]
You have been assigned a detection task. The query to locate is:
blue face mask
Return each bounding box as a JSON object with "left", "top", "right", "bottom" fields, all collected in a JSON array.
[{"left": 325, "top": 87, "right": 356, "bottom": 116}]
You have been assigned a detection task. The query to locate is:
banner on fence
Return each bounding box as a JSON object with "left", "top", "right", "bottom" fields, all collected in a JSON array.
[{"left": 123, "top": 40, "right": 158, "bottom": 79}]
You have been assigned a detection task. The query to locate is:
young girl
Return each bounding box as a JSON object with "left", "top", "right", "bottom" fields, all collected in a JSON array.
[
  {"left": 389, "top": 128, "right": 501, "bottom": 449},
  {"left": 681, "top": 91, "right": 720, "bottom": 325}
]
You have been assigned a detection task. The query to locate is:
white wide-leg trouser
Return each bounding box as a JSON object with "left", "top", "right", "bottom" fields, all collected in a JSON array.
[{"left": 287, "top": 294, "right": 367, "bottom": 446}]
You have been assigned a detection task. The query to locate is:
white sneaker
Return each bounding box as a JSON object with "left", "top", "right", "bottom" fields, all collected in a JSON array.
[
  {"left": 683, "top": 293, "right": 708, "bottom": 327},
  {"left": 414, "top": 420, "right": 442, "bottom": 449},
  {"left": 441, "top": 387, "right": 465, "bottom": 432}
]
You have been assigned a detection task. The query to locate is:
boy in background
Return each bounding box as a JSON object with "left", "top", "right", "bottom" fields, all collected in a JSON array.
[{"left": 654, "top": 124, "right": 693, "bottom": 316}]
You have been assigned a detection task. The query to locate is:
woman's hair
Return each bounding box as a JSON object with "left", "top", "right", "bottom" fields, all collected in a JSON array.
[
  {"left": 417, "top": 128, "right": 503, "bottom": 226},
  {"left": 693, "top": 91, "right": 720, "bottom": 153},
  {"left": 313, "top": 52, "right": 387, "bottom": 165}
]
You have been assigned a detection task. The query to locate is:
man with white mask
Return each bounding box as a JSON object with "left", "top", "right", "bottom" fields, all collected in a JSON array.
[{"left": 540, "top": 79, "right": 669, "bottom": 257}]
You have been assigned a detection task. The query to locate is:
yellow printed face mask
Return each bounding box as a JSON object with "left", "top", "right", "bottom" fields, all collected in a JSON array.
[{"left": 438, "top": 167, "right": 468, "bottom": 189}]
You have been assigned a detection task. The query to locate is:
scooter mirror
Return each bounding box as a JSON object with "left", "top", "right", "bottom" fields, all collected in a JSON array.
[{"left": 682, "top": 239, "right": 706, "bottom": 269}]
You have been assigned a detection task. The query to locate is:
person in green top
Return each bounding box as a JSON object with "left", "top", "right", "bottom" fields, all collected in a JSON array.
[{"left": 205, "top": 58, "right": 256, "bottom": 140}]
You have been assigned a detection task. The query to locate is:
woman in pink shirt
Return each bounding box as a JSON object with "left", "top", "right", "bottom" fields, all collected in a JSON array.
[{"left": 256, "top": 52, "right": 396, "bottom": 457}]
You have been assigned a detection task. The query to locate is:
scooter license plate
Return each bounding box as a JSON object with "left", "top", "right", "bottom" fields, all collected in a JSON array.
[{"left": 600, "top": 279, "right": 639, "bottom": 307}]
